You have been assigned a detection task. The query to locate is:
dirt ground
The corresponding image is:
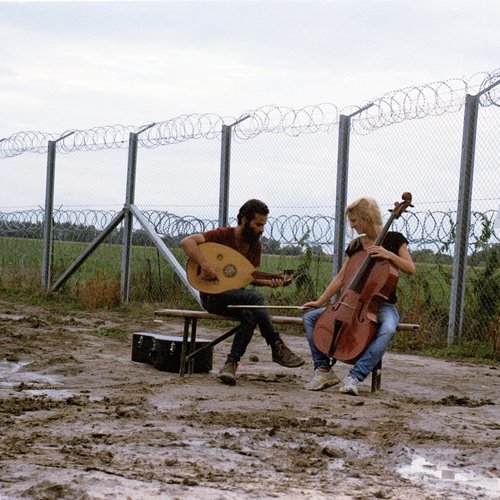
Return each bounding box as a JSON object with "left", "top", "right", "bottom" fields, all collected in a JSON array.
[{"left": 0, "top": 298, "right": 499, "bottom": 500}]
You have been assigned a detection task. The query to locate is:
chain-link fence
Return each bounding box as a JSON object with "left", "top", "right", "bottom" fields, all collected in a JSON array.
[{"left": 0, "top": 69, "right": 498, "bottom": 355}]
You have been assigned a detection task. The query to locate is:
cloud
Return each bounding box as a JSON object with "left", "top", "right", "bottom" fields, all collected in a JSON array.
[
  {"left": 1, "top": 0, "right": 500, "bottom": 138},
  {"left": 0, "top": 1, "right": 499, "bottom": 217}
]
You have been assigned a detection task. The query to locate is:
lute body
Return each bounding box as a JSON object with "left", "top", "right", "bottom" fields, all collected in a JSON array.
[{"left": 187, "top": 242, "right": 294, "bottom": 294}]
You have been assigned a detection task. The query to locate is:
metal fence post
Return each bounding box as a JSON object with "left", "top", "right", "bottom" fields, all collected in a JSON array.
[
  {"left": 121, "top": 124, "right": 155, "bottom": 303},
  {"left": 41, "top": 132, "right": 74, "bottom": 291},
  {"left": 333, "top": 104, "right": 374, "bottom": 277},
  {"left": 219, "top": 125, "right": 231, "bottom": 227},
  {"left": 448, "top": 78, "right": 500, "bottom": 344},
  {"left": 121, "top": 132, "right": 138, "bottom": 302},
  {"left": 448, "top": 94, "right": 479, "bottom": 345},
  {"left": 218, "top": 115, "right": 250, "bottom": 227},
  {"left": 333, "top": 114, "right": 351, "bottom": 277},
  {"left": 41, "top": 141, "right": 56, "bottom": 291}
]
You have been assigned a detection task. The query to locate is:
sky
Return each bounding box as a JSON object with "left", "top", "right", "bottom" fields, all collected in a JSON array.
[
  {"left": 1, "top": 0, "right": 499, "bottom": 138},
  {"left": 0, "top": 0, "right": 498, "bottom": 225}
]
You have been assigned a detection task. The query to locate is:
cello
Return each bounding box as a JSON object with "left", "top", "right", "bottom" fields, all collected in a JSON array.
[{"left": 312, "top": 192, "right": 413, "bottom": 364}]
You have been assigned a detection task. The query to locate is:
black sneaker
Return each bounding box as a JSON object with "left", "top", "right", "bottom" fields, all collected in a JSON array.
[
  {"left": 217, "top": 357, "right": 238, "bottom": 385},
  {"left": 271, "top": 339, "right": 305, "bottom": 368}
]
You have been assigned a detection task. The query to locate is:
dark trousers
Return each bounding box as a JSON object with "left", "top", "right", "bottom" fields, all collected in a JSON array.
[{"left": 202, "top": 288, "right": 280, "bottom": 362}]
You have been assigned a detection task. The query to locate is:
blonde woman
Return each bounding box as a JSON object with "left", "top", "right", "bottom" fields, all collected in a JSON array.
[{"left": 302, "top": 197, "right": 415, "bottom": 395}]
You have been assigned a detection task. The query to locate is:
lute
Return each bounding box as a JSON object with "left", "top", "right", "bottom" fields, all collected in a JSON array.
[{"left": 186, "top": 242, "right": 295, "bottom": 294}]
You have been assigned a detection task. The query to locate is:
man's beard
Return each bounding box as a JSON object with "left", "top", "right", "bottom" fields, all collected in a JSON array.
[{"left": 242, "top": 222, "right": 261, "bottom": 244}]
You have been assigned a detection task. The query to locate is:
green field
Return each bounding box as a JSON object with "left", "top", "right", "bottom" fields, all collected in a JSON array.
[{"left": 0, "top": 236, "right": 498, "bottom": 362}]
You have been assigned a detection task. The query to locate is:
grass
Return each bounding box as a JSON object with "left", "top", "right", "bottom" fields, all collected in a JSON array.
[
  {"left": 414, "top": 341, "right": 497, "bottom": 364},
  {"left": 0, "top": 236, "right": 498, "bottom": 363},
  {"left": 87, "top": 328, "right": 129, "bottom": 341}
]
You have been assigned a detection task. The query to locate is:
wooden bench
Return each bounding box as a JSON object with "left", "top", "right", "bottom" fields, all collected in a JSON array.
[{"left": 154, "top": 308, "right": 420, "bottom": 392}]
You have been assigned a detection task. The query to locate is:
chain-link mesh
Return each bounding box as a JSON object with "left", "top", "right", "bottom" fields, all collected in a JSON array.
[{"left": 0, "top": 69, "right": 498, "bottom": 352}]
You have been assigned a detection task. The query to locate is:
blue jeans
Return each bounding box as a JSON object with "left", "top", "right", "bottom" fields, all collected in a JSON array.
[
  {"left": 202, "top": 288, "right": 280, "bottom": 362},
  {"left": 303, "top": 302, "right": 399, "bottom": 382}
]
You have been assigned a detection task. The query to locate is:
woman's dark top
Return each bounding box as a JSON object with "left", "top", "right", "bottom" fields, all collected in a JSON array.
[{"left": 345, "top": 231, "right": 408, "bottom": 304}]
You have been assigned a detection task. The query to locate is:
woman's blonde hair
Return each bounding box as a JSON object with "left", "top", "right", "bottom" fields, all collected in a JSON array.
[{"left": 345, "top": 197, "right": 382, "bottom": 226}]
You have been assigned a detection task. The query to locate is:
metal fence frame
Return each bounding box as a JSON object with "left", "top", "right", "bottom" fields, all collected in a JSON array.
[{"left": 1, "top": 71, "right": 499, "bottom": 345}]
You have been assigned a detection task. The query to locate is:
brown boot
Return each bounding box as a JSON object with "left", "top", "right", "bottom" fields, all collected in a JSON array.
[
  {"left": 217, "top": 357, "right": 238, "bottom": 385},
  {"left": 271, "top": 339, "right": 305, "bottom": 368}
]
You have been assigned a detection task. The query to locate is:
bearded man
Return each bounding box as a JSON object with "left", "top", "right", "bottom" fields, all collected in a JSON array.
[{"left": 181, "top": 199, "right": 304, "bottom": 385}]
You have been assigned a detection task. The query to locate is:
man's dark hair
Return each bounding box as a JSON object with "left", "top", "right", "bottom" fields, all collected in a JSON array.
[{"left": 237, "top": 199, "right": 269, "bottom": 224}]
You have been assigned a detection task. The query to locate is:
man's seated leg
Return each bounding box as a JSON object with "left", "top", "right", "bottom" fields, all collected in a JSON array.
[
  {"left": 217, "top": 355, "right": 238, "bottom": 385},
  {"left": 271, "top": 338, "right": 305, "bottom": 367}
]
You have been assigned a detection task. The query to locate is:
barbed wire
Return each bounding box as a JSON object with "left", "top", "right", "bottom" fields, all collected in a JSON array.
[
  {"left": 1, "top": 209, "right": 497, "bottom": 251},
  {"left": 1, "top": 69, "right": 498, "bottom": 159}
]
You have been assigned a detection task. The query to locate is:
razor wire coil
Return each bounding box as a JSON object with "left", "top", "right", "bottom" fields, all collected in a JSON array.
[
  {"left": 1, "top": 69, "right": 498, "bottom": 159},
  {"left": 1, "top": 209, "right": 497, "bottom": 250}
]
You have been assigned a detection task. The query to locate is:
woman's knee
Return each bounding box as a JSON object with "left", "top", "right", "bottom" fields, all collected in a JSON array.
[
  {"left": 303, "top": 311, "right": 318, "bottom": 336},
  {"left": 303, "top": 310, "right": 314, "bottom": 325},
  {"left": 375, "top": 328, "right": 396, "bottom": 346}
]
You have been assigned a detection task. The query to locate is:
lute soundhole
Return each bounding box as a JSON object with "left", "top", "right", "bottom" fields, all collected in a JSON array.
[{"left": 223, "top": 264, "right": 237, "bottom": 278}]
